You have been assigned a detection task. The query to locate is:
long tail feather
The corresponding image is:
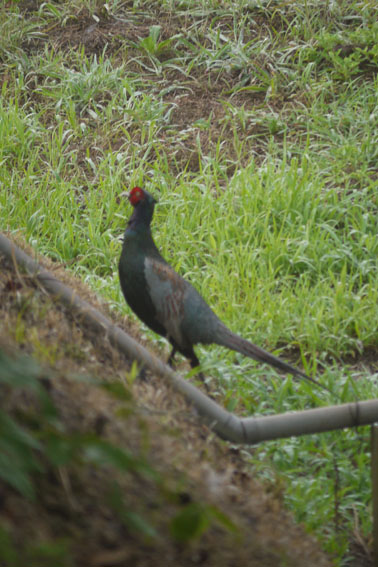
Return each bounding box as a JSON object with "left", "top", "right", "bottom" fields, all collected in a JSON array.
[{"left": 214, "top": 325, "right": 331, "bottom": 393}]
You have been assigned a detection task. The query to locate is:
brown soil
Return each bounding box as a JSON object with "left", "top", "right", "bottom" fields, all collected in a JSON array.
[{"left": 14, "top": 2, "right": 296, "bottom": 177}]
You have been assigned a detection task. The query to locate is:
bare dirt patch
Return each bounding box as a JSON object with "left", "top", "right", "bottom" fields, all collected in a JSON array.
[{"left": 17, "top": 4, "right": 281, "bottom": 173}]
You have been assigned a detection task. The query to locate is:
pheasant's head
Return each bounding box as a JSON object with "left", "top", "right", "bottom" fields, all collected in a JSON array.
[{"left": 129, "top": 187, "right": 157, "bottom": 207}]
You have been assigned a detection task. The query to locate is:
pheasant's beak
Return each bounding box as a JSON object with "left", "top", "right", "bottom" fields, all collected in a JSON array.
[{"left": 118, "top": 190, "right": 137, "bottom": 205}]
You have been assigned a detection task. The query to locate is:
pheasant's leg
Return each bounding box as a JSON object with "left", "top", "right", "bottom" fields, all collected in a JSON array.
[
  {"left": 189, "top": 352, "right": 200, "bottom": 368},
  {"left": 188, "top": 351, "right": 209, "bottom": 391},
  {"left": 170, "top": 346, "right": 209, "bottom": 391},
  {"left": 167, "top": 346, "right": 177, "bottom": 367}
]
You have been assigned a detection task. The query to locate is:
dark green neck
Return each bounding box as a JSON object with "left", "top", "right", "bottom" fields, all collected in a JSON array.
[{"left": 126, "top": 200, "right": 155, "bottom": 236}]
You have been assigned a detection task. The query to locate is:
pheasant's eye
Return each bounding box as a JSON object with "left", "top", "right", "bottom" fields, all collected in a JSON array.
[{"left": 129, "top": 186, "right": 144, "bottom": 206}]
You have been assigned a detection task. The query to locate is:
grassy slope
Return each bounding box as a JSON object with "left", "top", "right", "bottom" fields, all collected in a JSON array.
[{"left": 1, "top": 0, "right": 377, "bottom": 561}]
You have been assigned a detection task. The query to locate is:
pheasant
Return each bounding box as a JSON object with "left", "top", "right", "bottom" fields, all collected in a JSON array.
[{"left": 119, "top": 186, "right": 327, "bottom": 392}]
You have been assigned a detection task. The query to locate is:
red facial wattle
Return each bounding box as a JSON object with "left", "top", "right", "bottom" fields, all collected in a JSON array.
[{"left": 129, "top": 187, "right": 145, "bottom": 206}]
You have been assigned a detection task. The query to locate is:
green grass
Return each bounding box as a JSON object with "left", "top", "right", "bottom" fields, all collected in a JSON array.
[{"left": 1, "top": 0, "right": 377, "bottom": 562}]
